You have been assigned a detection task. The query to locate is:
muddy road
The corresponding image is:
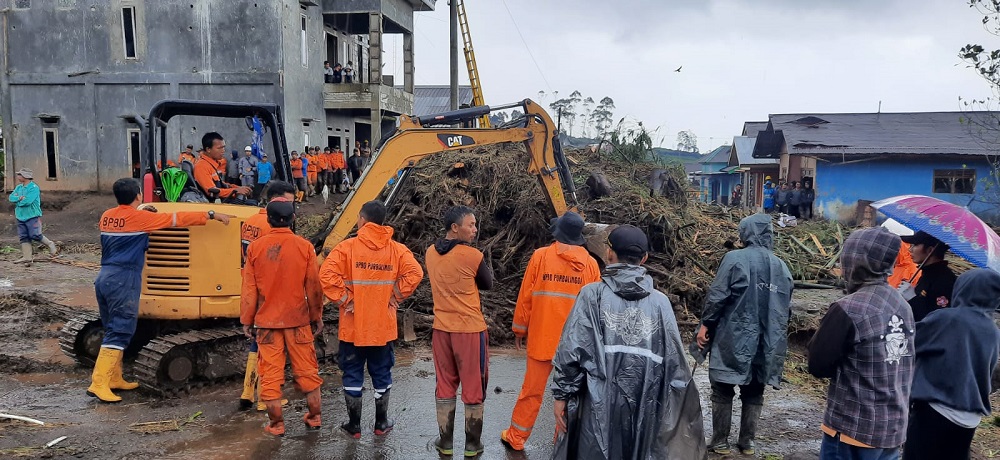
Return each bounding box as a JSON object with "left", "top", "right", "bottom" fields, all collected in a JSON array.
[{"left": 0, "top": 256, "right": 997, "bottom": 459}]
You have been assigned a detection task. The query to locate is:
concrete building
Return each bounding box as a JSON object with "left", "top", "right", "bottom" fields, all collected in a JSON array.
[{"left": 0, "top": 0, "right": 434, "bottom": 191}]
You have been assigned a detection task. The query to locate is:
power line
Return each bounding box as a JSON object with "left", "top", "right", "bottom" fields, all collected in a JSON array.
[{"left": 500, "top": 0, "right": 553, "bottom": 93}]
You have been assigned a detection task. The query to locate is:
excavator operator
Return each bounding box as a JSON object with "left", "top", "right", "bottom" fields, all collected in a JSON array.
[{"left": 193, "top": 132, "right": 253, "bottom": 204}]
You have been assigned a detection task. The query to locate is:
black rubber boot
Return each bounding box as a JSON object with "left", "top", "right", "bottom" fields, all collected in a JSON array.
[
  {"left": 434, "top": 398, "right": 456, "bottom": 455},
  {"left": 374, "top": 390, "right": 394, "bottom": 435},
  {"left": 340, "top": 394, "right": 362, "bottom": 439},
  {"left": 738, "top": 403, "right": 763, "bottom": 455},
  {"left": 708, "top": 401, "right": 732, "bottom": 454},
  {"left": 463, "top": 403, "right": 484, "bottom": 457}
]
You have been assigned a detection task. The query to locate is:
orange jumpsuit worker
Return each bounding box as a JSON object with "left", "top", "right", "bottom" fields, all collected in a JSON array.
[
  {"left": 88, "top": 178, "right": 231, "bottom": 403},
  {"left": 306, "top": 152, "right": 319, "bottom": 195},
  {"left": 888, "top": 241, "right": 922, "bottom": 288},
  {"left": 241, "top": 200, "right": 324, "bottom": 436},
  {"left": 179, "top": 145, "right": 196, "bottom": 165},
  {"left": 314, "top": 149, "right": 330, "bottom": 193},
  {"left": 289, "top": 152, "right": 306, "bottom": 202},
  {"left": 500, "top": 211, "right": 600, "bottom": 451},
  {"left": 331, "top": 147, "right": 347, "bottom": 192},
  {"left": 192, "top": 132, "right": 252, "bottom": 203},
  {"left": 320, "top": 200, "right": 423, "bottom": 438},
  {"left": 425, "top": 205, "right": 494, "bottom": 457},
  {"left": 238, "top": 181, "right": 297, "bottom": 412}
]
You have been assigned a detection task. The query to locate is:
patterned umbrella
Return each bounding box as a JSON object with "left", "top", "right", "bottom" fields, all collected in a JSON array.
[{"left": 871, "top": 195, "right": 1000, "bottom": 272}]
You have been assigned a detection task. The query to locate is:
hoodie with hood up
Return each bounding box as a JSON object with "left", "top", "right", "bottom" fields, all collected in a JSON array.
[
  {"left": 701, "top": 213, "right": 793, "bottom": 388},
  {"left": 551, "top": 264, "right": 705, "bottom": 460},
  {"left": 911, "top": 268, "right": 1000, "bottom": 416},
  {"left": 512, "top": 242, "right": 601, "bottom": 361},
  {"left": 319, "top": 222, "right": 423, "bottom": 346},
  {"left": 807, "top": 227, "right": 914, "bottom": 448}
]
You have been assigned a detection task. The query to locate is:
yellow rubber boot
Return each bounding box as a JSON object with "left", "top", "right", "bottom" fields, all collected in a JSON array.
[
  {"left": 109, "top": 352, "right": 139, "bottom": 391},
  {"left": 86, "top": 347, "right": 122, "bottom": 403},
  {"left": 239, "top": 351, "right": 258, "bottom": 411}
]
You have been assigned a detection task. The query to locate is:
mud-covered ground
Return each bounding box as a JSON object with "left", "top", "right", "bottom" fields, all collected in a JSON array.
[{"left": 0, "top": 202, "right": 998, "bottom": 458}]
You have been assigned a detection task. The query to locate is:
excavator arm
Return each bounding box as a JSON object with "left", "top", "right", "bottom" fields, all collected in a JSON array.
[{"left": 320, "top": 99, "right": 582, "bottom": 252}]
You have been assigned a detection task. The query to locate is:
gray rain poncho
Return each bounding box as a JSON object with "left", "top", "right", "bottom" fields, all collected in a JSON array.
[
  {"left": 701, "top": 214, "right": 793, "bottom": 387},
  {"left": 551, "top": 264, "right": 706, "bottom": 460}
]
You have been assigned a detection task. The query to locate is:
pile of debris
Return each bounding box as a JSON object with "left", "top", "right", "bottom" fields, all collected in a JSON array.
[{"left": 372, "top": 144, "right": 844, "bottom": 343}]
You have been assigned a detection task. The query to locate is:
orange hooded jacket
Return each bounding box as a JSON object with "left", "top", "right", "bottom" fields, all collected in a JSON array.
[
  {"left": 512, "top": 242, "right": 601, "bottom": 361},
  {"left": 320, "top": 223, "right": 424, "bottom": 346},
  {"left": 888, "top": 241, "right": 922, "bottom": 288}
]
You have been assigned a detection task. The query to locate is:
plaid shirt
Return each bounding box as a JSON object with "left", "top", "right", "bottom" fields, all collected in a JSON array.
[{"left": 823, "top": 228, "right": 915, "bottom": 448}]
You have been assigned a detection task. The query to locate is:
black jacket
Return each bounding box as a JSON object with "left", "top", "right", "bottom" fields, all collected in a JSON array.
[
  {"left": 908, "top": 260, "right": 957, "bottom": 322},
  {"left": 911, "top": 268, "right": 1000, "bottom": 414}
]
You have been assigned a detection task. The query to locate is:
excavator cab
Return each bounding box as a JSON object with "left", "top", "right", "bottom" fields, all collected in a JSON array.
[{"left": 140, "top": 100, "right": 293, "bottom": 203}]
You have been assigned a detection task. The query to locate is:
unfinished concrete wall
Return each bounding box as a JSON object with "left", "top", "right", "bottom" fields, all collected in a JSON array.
[{"left": 1, "top": 0, "right": 284, "bottom": 191}]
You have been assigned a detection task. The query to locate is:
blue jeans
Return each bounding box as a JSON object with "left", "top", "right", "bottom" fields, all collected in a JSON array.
[
  {"left": 338, "top": 341, "right": 394, "bottom": 398},
  {"left": 95, "top": 268, "right": 143, "bottom": 350},
  {"left": 820, "top": 433, "right": 899, "bottom": 460},
  {"left": 16, "top": 217, "right": 43, "bottom": 243}
]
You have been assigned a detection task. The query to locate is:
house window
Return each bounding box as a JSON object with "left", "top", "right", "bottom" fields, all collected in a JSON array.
[
  {"left": 300, "top": 14, "right": 308, "bottom": 67},
  {"left": 303, "top": 131, "right": 310, "bottom": 148},
  {"left": 122, "top": 6, "right": 138, "bottom": 59},
  {"left": 43, "top": 128, "right": 59, "bottom": 180},
  {"left": 127, "top": 129, "right": 141, "bottom": 178},
  {"left": 933, "top": 169, "right": 976, "bottom": 194}
]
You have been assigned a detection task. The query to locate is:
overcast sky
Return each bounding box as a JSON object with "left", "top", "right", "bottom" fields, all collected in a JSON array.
[{"left": 383, "top": 0, "right": 999, "bottom": 151}]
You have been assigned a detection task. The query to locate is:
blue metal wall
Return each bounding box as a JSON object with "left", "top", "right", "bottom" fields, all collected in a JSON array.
[{"left": 815, "top": 157, "right": 1000, "bottom": 224}]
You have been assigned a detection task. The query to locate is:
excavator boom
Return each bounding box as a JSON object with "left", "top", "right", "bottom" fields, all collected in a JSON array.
[{"left": 320, "top": 99, "right": 581, "bottom": 252}]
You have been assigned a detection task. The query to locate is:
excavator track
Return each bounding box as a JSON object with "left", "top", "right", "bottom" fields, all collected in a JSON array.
[
  {"left": 133, "top": 327, "right": 247, "bottom": 396},
  {"left": 132, "top": 324, "right": 340, "bottom": 396},
  {"left": 59, "top": 311, "right": 104, "bottom": 366}
]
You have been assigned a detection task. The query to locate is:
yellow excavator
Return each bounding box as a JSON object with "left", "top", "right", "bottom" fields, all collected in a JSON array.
[{"left": 60, "top": 98, "right": 603, "bottom": 393}]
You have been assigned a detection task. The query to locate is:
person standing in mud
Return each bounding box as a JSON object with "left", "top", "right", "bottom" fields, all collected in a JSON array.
[
  {"left": 88, "top": 178, "right": 231, "bottom": 403},
  {"left": 424, "top": 205, "right": 493, "bottom": 457},
  {"left": 319, "top": 200, "right": 423, "bottom": 439},
  {"left": 499, "top": 212, "right": 600, "bottom": 452},
  {"left": 8, "top": 168, "right": 59, "bottom": 265},
  {"left": 241, "top": 199, "right": 324, "bottom": 436},
  {"left": 904, "top": 269, "right": 1000, "bottom": 460},
  {"left": 237, "top": 181, "right": 296, "bottom": 412},
  {"left": 697, "top": 213, "right": 793, "bottom": 455},
  {"left": 807, "top": 227, "right": 914, "bottom": 460},
  {"left": 550, "top": 225, "right": 704, "bottom": 459}
]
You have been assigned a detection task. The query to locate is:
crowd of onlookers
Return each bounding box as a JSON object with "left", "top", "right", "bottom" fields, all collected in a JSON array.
[
  {"left": 172, "top": 137, "right": 372, "bottom": 205},
  {"left": 324, "top": 60, "right": 356, "bottom": 84},
  {"left": 730, "top": 177, "right": 816, "bottom": 220}
]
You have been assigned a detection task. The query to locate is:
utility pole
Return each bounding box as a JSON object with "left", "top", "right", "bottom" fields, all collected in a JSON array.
[{"left": 449, "top": 0, "right": 459, "bottom": 110}]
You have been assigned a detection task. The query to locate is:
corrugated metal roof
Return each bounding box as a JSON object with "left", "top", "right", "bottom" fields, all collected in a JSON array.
[
  {"left": 411, "top": 85, "right": 474, "bottom": 116},
  {"left": 732, "top": 136, "right": 778, "bottom": 165},
  {"left": 699, "top": 144, "right": 732, "bottom": 164},
  {"left": 742, "top": 121, "right": 768, "bottom": 138},
  {"left": 770, "top": 111, "right": 1000, "bottom": 157}
]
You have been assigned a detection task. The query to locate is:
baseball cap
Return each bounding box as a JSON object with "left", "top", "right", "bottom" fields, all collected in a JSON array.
[
  {"left": 608, "top": 225, "right": 649, "bottom": 258},
  {"left": 266, "top": 199, "right": 295, "bottom": 225},
  {"left": 15, "top": 168, "right": 33, "bottom": 180},
  {"left": 900, "top": 230, "right": 947, "bottom": 249}
]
